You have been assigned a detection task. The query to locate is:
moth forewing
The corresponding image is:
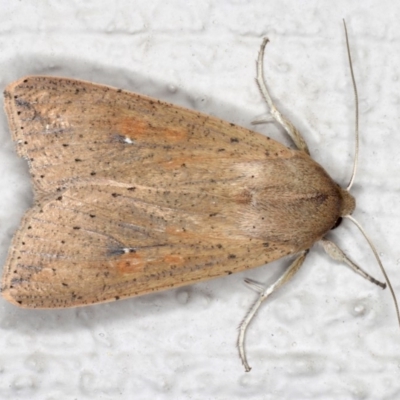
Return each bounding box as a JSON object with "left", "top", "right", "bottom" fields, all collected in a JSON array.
[{"left": 2, "top": 76, "right": 351, "bottom": 308}]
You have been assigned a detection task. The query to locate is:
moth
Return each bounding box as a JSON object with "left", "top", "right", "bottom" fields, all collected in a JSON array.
[{"left": 2, "top": 22, "right": 396, "bottom": 371}]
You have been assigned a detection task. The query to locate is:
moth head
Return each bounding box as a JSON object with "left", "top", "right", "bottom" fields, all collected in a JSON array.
[{"left": 339, "top": 187, "right": 355, "bottom": 217}]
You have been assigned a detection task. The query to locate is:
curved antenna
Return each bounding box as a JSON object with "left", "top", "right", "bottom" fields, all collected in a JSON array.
[
  {"left": 343, "top": 19, "right": 359, "bottom": 191},
  {"left": 345, "top": 215, "right": 400, "bottom": 328}
]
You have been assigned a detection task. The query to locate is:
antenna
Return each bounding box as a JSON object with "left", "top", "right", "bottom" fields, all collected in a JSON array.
[
  {"left": 342, "top": 20, "right": 400, "bottom": 328},
  {"left": 345, "top": 215, "right": 400, "bottom": 327},
  {"left": 343, "top": 19, "right": 359, "bottom": 191}
]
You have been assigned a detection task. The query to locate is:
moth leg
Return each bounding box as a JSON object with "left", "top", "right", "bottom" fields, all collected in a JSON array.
[
  {"left": 238, "top": 251, "right": 308, "bottom": 372},
  {"left": 320, "top": 238, "right": 386, "bottom": 289},
  {"left": 251, "top": 115, "right": 275, "bottom": 125},
  {"left": 256, "top": 38, "right": 310, "bottom": 154}
]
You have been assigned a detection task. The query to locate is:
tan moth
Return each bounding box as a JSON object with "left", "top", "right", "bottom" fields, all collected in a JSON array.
[{"left": 2, "top": 21, "right": 397, "bottom": 371}]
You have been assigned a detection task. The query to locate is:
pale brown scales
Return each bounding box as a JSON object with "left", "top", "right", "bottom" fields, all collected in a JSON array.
[{"left": 2, "top": 76, "right": 352, "bottom": 308}]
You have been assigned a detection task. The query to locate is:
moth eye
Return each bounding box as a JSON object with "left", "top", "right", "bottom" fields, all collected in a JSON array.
[{"left": 331, "top": 217, "right": 343, "bottom": 230}]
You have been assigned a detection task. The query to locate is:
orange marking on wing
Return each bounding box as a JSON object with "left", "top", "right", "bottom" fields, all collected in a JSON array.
[
  {"left": 117, "top": 118, "right": 148, "bottom": 139},
  {"left": 163, "top": 254, "right": 184, "bottom": 266},
  {"left": 116, "top": 252, "right": 145, "bottom": 274},
  {"left": 117, "top": 117, "right": 187, "bottom": 142}
]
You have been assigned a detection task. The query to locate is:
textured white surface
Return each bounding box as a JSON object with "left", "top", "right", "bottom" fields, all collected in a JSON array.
[{"left": 0, "top": 1, "right": 399, "bottom": 399}]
